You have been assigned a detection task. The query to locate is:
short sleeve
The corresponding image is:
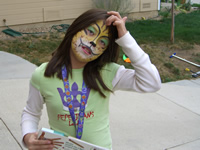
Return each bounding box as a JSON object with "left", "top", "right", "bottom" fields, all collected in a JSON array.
[
  {"left": 101, "top": 63, "right": 120, "bottom": 90},
  {"left": 30, "top": 63, "right": 47, "bottom": 91}
]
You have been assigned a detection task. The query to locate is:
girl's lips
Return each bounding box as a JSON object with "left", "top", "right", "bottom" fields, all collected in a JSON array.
[
  {"left": 79, "top": 38, "right": 99, "bottom": 56},
  {"left": 82, "top": 46, "right": 92, "bottom": 55}
]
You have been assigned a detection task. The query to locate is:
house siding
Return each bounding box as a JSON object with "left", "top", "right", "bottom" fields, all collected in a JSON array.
[
  {"left": 0, "top": 0, "right": 158, "bottom": 28},
  {"left": 0, "top": 0, "right": 93, "bottom": 27}
]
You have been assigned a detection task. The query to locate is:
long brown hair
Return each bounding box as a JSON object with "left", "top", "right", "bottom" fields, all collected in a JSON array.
[{"left": 45, "top": 9, "right": 119, "bottom": 97}]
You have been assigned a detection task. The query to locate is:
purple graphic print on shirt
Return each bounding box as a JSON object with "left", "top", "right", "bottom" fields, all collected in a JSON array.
[{"left": 57, "top": 82, "right": 90, "bottom": 111}]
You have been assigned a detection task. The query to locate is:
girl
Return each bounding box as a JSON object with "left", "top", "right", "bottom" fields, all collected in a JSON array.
[{"left": 21, "top": 9, "right": 161, "bottom": 150}]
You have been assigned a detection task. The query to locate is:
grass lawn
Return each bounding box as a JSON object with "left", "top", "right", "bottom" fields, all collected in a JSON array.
[{"left": 126, "top": 10, "right": 200, "bottom": 44}]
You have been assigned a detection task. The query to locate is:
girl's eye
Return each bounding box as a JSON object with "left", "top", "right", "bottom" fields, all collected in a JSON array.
[
  {"left": 100, "top": 40, "right": 105, "bottom": 46},
  {"left": 99, "top": 39, "right": 109, "bottom": 49},
  {"left": 88, "top": 29, "right": 94, "bottom": 36},
  {"left": 86, "top": 26, "right": 96, "bottom": 36}
]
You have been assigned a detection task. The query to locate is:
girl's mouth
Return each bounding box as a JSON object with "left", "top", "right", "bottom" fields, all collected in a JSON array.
[
  {"left": 79, "top": 38, "right": 99, "bottom": 56},
  {"left": 81, "top": 45, "right": 92, "bottom": 55}
]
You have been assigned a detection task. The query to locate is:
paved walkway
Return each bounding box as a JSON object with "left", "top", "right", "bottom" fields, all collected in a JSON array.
[{"left": 0, "top": 51, "right": 200, "bottom": 150}]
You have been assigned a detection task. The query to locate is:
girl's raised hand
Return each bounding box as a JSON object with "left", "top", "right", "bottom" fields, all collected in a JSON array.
[{"left": 106, "top": 11, "right": 127, "bottom": 38}]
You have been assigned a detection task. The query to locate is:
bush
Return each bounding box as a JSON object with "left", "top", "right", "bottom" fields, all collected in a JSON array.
[
  {"left": 180, "top": 1, "right": 192, "bottom": 11},
  {"left": 92, "top": 0, "right": 134, "bottom": 16}
]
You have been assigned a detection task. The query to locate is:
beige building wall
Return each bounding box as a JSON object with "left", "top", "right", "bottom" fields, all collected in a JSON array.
[
  {"left": 0, "top": 0, "right": 93, "bottom": 27},
  {"left": 128, "top": 0, "right": 159, "bottom": 20},
  {"left": 0, "top": 0, "right": 159, "bottom": 28}
]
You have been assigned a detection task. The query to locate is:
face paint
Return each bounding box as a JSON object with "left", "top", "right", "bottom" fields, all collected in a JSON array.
[{"left": 71, "top": 20, "right": 109, "bottom": 63}]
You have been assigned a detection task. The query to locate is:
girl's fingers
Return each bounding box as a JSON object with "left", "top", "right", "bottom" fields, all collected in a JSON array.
[
  {"left": 25, "top": 132, "right": 54, "bottom": 150},
  {"left": 31, "top": 139, "right": 53, "bottom": 149},
  {"left": 107, "top": 11, "right": 122, "bottom": 19},
  {"left": 122, "top": 16, "right": 128, "bottom": 22},
  {"left": 30, "top": 143, "right": 54, "bottom": 150},
  {"left": 106, "top": 15, "right": 119, "bottom": 26},
  {"left": 106, "top": 12, "right": 127, "bottom": 26},
  {"left": 106, "top": 15, "right": 126, "bottom": 27},
  {"left": 38, "top": 132, "right": 45, "bottom": 140},
  {"left": 106, "top": 11, "right": 128, "bottom": 38},
  {"left": 34, "top": 139, "right": 52, "bottom": 145}
]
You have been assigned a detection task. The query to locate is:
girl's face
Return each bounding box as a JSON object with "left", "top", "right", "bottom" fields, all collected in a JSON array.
[{"left": 71, "top": 20, "right": 109, "bottom": 63}]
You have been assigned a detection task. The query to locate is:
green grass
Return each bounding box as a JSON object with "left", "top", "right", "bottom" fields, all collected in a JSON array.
[
  {"left": 126, "top": 10, "right": 200, "bottom": 44},
  {"left": 126, "top": 19, "right": 171, "bottom": 44},
  {"left": 192, "top": 3, "right": 200, "bottom": 8},
  {"left": 0, "top": 33, "right": 62, "bottom": 66}
]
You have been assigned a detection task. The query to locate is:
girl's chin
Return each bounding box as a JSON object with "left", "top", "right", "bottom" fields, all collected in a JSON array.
[
  {"left": 77, "top": 57, "right": 97, "bottom": 63},
  {"left": 74, "top": 50, "right": 98, "bottom": 62}
]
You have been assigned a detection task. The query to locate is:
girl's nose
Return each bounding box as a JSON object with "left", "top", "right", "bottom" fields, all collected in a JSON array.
[{"left": 90, "top": 41, "right": 96, "bottom": 47}]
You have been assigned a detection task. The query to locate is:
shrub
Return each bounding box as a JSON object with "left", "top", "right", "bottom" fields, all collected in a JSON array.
[{"left": 92, "top": 0, "right": 134, "bottom": 16}]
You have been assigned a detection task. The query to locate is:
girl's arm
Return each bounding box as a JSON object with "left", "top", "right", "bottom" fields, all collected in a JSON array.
[
  {"left": 21, "top": 83, "right": 54, "bottom": 149},
  {"left": 21, "top": 83, "right": 43, "bottom": 137},
  {"left": 112, "top": 32, "right": 161, "bottom": 92},
  {"left": 106, "top": 11, "right": 161, "bottom": 92}
]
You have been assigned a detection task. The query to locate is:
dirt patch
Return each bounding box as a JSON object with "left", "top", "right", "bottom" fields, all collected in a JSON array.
[{"left": 139, "top": 43, "right": 200, "bottom": 82}]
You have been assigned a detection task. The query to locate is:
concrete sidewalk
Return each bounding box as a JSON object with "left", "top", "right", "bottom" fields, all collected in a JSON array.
[{"left": 0, "top": 51, "right": 200, "bottom": 150}]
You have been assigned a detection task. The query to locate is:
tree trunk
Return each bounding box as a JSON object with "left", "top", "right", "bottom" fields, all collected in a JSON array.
[{"left": 171, "top": 0, "right": 175, "bottom": 43}]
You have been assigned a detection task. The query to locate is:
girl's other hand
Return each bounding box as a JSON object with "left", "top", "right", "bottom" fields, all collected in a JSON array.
[
  {"left": 106, "top": 11, "right": 127, "bottom": 38},
  {"left": 23, "top": 132, "right": 54, "bottom": 150}
]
